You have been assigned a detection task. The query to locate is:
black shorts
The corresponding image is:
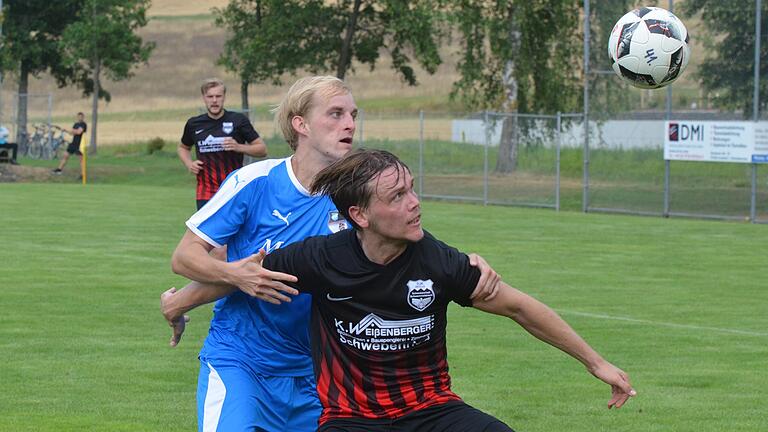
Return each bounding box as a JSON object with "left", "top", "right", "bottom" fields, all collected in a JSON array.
[
  {"left": 66, "top": 142, "right": 82, "bottom": 155},
  {"left": 196, "top": 199, "right": 209, "bottom": 210},
  {"left": 318, "top": 401, "right": 515, "bottom": 432}
]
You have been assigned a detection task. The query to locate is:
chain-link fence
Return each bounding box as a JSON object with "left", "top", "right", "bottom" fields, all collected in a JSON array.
[
  {"left": 345, "top": 108, "right": 767, "bottom": 223},
  {"left": 581, "top": 0, "right": 768, "bottom": 223}
]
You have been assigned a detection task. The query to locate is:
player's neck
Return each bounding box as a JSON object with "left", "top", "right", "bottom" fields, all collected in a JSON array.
[
  {"left": 206, "top": 110, "right": 225, "bottom": 120},
  {"left": 291, "top": 146, "right": 338, "bottom": 192},
  {"left": 356, "top": 231, "right": 408, "bottom": 265}
]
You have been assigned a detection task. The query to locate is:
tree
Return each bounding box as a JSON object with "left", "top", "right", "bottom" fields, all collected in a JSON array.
[
  {"left": 680, "top": 0, "right": 767, "bottom": 117},
  {"left": 329, "top": 0, "right": 443, "bottom": 85},
  {"left": 215, "top": 0, "right": 444, "bottom": 103},
  {"left": 59, "top": 0, "right": 154, "bottom": 153},
  {"left": 1, "top": 0, "right": 84, "bottom": 146},
  {"left": 215, "top": 0, "right": 334, "bottom": 110},
  {"left": 451, "top": 0, "right": 581, "bottom": 173}
]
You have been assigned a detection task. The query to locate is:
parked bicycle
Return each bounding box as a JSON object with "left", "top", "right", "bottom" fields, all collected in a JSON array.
[
  {"left": 23, "top": 124, "right": 49, "bottom": 159},
  {"left": 19, "top": 123, "right": 69, "bottom": 160},
  {"left": 41, "top": 125, "right": 69, "bottom": 160}
]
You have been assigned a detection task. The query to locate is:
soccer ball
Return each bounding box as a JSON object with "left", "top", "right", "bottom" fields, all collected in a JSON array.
[{"left": 608, "top": 7, "right": 690, "bottom": 89}]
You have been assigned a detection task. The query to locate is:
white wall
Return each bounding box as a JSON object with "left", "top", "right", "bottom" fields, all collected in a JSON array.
[{"left": 451, "top": 119, "right": 666, "bottom": 149}]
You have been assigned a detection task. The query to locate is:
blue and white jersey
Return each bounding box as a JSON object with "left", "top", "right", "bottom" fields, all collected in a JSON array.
[{"left": 186, "top": 156, "right": 348, "bottom": 376}]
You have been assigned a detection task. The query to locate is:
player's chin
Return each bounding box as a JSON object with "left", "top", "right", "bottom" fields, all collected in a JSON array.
[{"left": 406, "top": 219, "right": 424, "bottom": 241}]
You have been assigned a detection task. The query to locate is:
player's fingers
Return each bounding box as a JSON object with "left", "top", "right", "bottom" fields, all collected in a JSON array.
[
  {"left": 265, "top": 280, "right": 298, "bottom": 296},
  {"left": 483, "top": 279, "right": 501, "bottom": 301},
  {"left": 266, "top": 290, "right": 294, "bottom": 304},
  {"left": 609, "top": 391, "right": 630, "bottom": 409},
  {"left": 262, "top": 268, "right": 298, "bottom": 284},
  {"left": 255, "top": 292, "right": 282, "bottom": 305}
]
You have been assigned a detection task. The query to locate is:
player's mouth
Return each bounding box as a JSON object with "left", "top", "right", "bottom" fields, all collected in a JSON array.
[
  {"left": 407, "top": 214, "right": 421, "bottom": 226},
  {"left": 339, "top": 137, "right": 353, "bottom": 145}
]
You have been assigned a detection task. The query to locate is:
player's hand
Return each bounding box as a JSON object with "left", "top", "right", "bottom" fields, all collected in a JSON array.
[
  {"left": 188, "top": 160, "right": 204, "bottom": 175},
  {"left": 222, "top": 137, "right": 241, "bottom": 153},
  {"left": 468, "top": 253, "right": 501, "bottom": 301},
  {"left": 160, "top": 287, "right": 190, "bottom": 348},
  {"left": 588, "top": 360, "right": 637, "bottom": 409},
  {"left": 229, "top": 250, "right": 300, "bottom": 304}
]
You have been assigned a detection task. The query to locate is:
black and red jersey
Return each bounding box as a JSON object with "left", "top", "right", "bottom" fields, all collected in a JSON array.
[
  {"left": 180, "top": 110, "right": 260, "bottom": 200},
  {"left": 263, "top": 229, "right": 481, "bottom": 425}
]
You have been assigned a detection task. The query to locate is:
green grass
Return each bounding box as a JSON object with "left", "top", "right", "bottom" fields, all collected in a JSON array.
[{"left": 1, "top": 161, "right": 767, "bottom": 430}]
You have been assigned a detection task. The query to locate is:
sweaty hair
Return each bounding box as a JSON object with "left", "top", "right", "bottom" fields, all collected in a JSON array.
[
  {"left": 310, "top": 149, "right": 411, "bottom": 230},
  {"left": 272, "top": 76, "right": 351, "bottom": 150},
  {"left": 201, "top": 78, "right": 226, "bottom": 95}
]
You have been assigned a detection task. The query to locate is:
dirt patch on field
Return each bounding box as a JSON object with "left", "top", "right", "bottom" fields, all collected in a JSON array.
[{"left": 0, "top": 163, "right": 78, "bottom": 183}]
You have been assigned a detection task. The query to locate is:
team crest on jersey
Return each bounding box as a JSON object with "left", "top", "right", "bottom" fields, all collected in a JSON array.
[
  {"left": 222, "top": 122, "right": 234, "bottom": 134},
  {"left": 327, "top": 210, "right": 348, "bottom": 233},
  {"left": 406, "top": 280, "right": 435, "bottom": 311}
]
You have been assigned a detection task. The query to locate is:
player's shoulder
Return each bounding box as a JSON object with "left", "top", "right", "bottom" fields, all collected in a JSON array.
[
  {"left": 417, "top": 230, "right": 464, "bottom": 259},
  {"left": 184, "top": 113, "right": 210, "bottom": 126},
  {"left": 223, "top": 110, "right": 250, "bottom": 123},
  {"left": 233, "top": 157, "right": 289, "bottom": 185}
]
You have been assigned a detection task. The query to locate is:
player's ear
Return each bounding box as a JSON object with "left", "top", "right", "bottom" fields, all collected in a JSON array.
[
  {"left": 291, "top": 115, "right": 309, "bottom": 135},
  {"left": 347, "top": 206, "right": 368, "bottom": 229}
]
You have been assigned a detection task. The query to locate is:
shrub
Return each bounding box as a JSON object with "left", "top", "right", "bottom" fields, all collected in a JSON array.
[{"left": 146, "top": 137, "right": 166, "bottom": 154}]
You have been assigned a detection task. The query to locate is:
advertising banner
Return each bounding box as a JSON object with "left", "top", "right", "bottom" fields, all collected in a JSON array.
[{"left": 664, "top": 121, "right": 768, "bottom": 163}]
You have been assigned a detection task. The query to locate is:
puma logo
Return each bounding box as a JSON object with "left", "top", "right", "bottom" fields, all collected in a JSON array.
[{"left": 272, "top": 209, "right": 292, "bottom": 226}]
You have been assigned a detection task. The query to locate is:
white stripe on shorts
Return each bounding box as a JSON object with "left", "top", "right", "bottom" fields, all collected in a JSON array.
[{"left": 203, "top": 362, "right": 227, "bottom": 432}]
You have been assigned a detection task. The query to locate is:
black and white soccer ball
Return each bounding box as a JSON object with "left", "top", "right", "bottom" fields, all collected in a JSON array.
[{"left": 608, "top": 7, "right": 690, "bottom": 89}]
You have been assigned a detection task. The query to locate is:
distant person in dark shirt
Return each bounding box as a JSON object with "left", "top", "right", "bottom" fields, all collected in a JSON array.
[
  {"left": 179, "top": 78, "right": 267, "bottom": 210},
  {"left": 164, "top": 149, "right": 637, "bottom": 432},
  {"left": 53, "top": 112, "right": 87, "bottom": 174}
]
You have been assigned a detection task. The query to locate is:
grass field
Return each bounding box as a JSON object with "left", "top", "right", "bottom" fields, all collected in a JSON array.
[{"left": 1, "top": 152, "right": 767, "bottom": 431}]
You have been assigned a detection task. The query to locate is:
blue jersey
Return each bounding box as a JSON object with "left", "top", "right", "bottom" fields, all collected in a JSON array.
[{"left": 186, "top": 157, "right": 348, "bottom": 376}]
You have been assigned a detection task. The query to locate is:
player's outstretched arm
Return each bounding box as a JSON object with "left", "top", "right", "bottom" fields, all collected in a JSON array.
[{"left": 473, "top": 283, "right": 637, "bottom": 409}]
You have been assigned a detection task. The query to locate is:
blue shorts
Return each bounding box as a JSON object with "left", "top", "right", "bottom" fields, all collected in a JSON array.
[{"left": 197, "top": 359, "right": 321, "bottom": 432}]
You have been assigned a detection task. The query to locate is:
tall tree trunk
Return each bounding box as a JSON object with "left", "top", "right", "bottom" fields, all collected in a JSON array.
[
  {"left": 336, "top": 0, "right": 362, "bottom": 80},
  {"left": 16, "top": 62, "right": 29, "bottom": 148},
  {"left": 495, "top": 7, "right": 521, "bottom": 174},
  {"left": 90, "top": 56, "right": 100, "bottom": 154},
  {"left": 241, "top": 79, "right": 249, "bottom": 111}
]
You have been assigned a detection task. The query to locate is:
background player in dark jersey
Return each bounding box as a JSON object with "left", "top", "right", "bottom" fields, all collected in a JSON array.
[
  {"left": 172, "top": 149, "right": 637, "bottom": 431},
  {"left": 179, "top": 78, "right": 268, "bottom": 210},
  {"left": 52, "top": 112, "right": 87, "bottom": 175}
]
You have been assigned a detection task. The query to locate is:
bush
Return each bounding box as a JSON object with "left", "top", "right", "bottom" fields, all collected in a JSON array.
[{"left": 146, "top": 137, "right": 166, "bottom": 154}]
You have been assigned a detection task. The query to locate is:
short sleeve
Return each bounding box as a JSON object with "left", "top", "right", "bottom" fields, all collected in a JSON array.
[
  {"left": 235, "top": 114, "right": 259, "bottom": 143},
  {"left": 428, "top": 233, "right": 481, "bottom": 307},
  {"left": 180, "top": 119, "right": 194, "bottom": 147},
  {"left": 263, "top": 236, "right": 325, "bottom": 296}
]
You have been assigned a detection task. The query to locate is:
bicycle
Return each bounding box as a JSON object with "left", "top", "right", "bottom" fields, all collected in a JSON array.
[
  {"left": 24, "top": 124, "right": 48, "bottom": 159},
  {"left": 41, "top": 125, "right": 69, "bottom": 160}
]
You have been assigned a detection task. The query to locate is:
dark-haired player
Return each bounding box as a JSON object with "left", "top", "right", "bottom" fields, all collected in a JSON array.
[{"left": 168, "top": 149, "right": 636, "bottom": 431}]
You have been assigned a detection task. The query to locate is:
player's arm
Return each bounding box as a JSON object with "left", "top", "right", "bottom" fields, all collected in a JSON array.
[
  {"left": 472, "top": 283, "right": 637, "bottom": 409},
  {"left": 171, "top": 230, "right": 298, "bottom": 299},
  {"left": 222, "top": 136, "right": 267, "bottom": 158},
  {"left": 177, "top": 143, "right": 202, "bottom": 174},
  {"left": 70, "top": 125, "right": 84, "bottom": 135}
]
